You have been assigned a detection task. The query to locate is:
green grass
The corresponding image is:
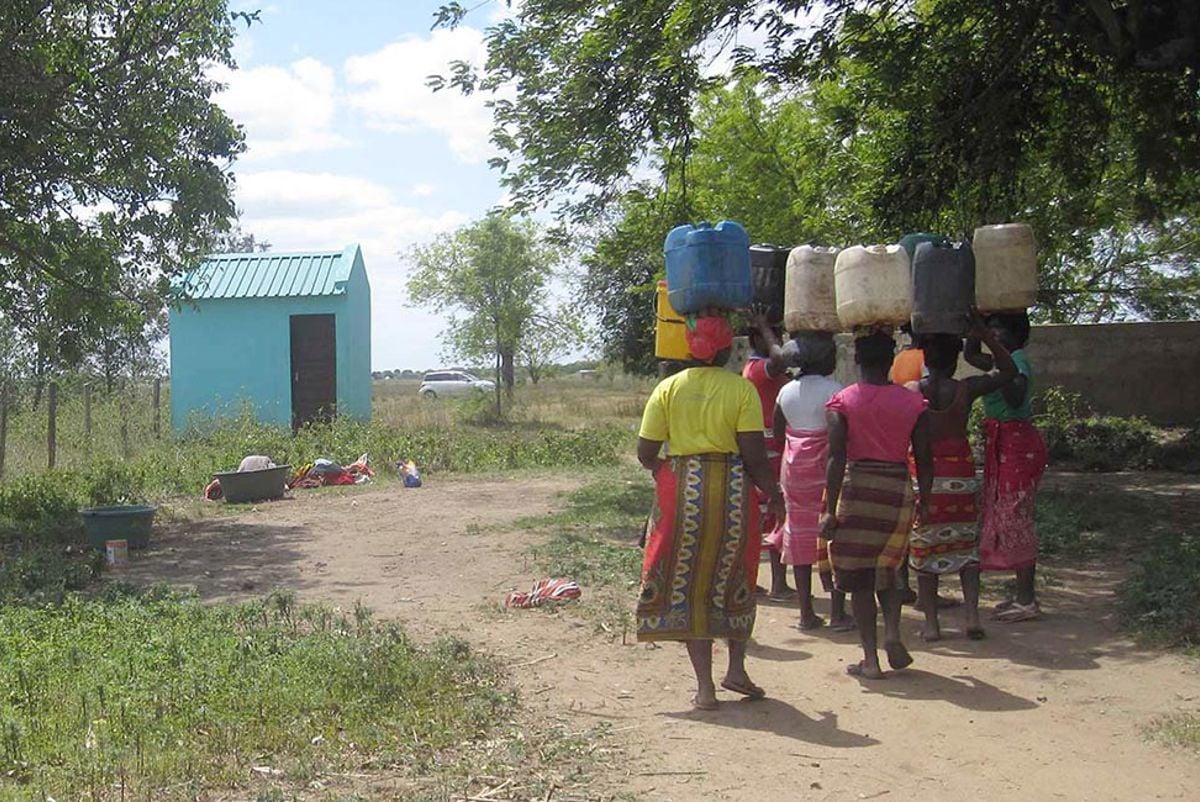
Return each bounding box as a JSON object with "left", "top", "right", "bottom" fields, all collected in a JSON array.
[
  {"left": 0, "top": 588, "right": 513, "bottom": 800},
  {"left": 520, "top": 468, "right": 650, "bottom": 590},
  {"left": 1146, "top": 712, "right": 1200, "bottom": 753}
]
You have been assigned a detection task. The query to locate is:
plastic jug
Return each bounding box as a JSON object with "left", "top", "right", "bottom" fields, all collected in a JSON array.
[
  {"left": 973, "top": 223, "right": 1037, "bottom": 312},
  {"left": 911, "top": 241, "right": 975, "bottom": 335},
  {"left": 783, "top": 245, "right": 841, "bottom": 333},
  {"left": 834, "top": 244, "right": 912, "bottom": 328},
  {"left": 664, "top": 221, "right": 752, "bottom": 314},
  {"left": 899, "top": 232, "right": 951, "bottom": 260},
  {"left": 749, "top": 244, "right": 789, "bottom": 324},
  {"left": 654, "top": 280, "right": 690, "bottom": 361}
]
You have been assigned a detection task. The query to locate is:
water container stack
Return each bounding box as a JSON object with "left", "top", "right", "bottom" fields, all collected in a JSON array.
[
  {"left": 973, "top": 223, "right": 1038, "bottom": 312},
  {"left": 834, "top": 244, "right": 913, "bottom": 329}
]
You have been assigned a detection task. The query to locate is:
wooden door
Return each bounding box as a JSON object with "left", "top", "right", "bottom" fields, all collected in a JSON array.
[{"left": 290, "top": 314, "right": 336, "bottom": 430}]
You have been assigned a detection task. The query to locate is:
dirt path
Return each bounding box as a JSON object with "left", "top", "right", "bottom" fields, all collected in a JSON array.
[{"left": 127, "top": 473, "right": 1200, "bottom": 801}]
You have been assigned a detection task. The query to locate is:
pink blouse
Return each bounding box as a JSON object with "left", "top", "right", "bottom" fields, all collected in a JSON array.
[{"left": 826, "top": 383, "right": 929, "bottom": 463}]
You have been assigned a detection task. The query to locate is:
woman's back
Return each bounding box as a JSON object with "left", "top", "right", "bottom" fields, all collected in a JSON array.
[
  {"left": 918, "top": 378, "right": 971, "bottom": 443},
  {"left": 639, "top": 367, "right": 762, "bottom": 455},
  {"left": 827, "top": 382, "right": 928, "bottom": 463}
]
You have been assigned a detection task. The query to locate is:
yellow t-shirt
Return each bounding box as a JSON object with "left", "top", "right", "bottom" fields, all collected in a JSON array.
[{"left": 638, "top": 367, "right": 763, "bottom": 455}]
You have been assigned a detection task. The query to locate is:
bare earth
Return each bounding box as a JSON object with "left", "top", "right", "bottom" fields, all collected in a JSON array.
[{"left": 124, "top": 473, "right": 1200, "bottom": 801}]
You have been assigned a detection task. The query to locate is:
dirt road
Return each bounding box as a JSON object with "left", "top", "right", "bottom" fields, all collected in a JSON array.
[{"left": 127, "top": 473, "right": 1200, "bottom": 801}]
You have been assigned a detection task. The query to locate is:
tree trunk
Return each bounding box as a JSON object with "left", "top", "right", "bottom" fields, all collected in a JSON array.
[{"left": 500, "top": 349, "right": 516, "bottom": 396}]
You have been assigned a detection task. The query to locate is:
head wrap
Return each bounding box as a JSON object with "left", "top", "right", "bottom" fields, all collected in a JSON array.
[
  {"left": 783, "top": 331, "right": 837, "bottom": 370},
  {"left": 685, "top": 316, "right": 734, "bottom": 363}
]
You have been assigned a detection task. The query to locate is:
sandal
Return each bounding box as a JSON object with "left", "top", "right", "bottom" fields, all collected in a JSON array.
[
  {"left": 830, "top": 617, "right": 857, "bottom": 633},
  {"left": 995, "top": 602, "right": 1041, "bottom": 623},
  {"left": 692, "top": 694, "right": 719, "bottom": 711},
  {"left": 797, "top": 615, "right": 826, "bottom": 631},
  {"left": 966, "top": 627, "right": 987, "bottom": 640},
  {"left": 720, "top": 679, "right": 766, "bottom": 700}
]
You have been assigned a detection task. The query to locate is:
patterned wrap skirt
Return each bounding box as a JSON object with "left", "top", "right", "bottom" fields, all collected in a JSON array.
[
  {"left": 910, "top": 438, "right": 980, "bottom": 575},
  {"left": 765, "top": 429, "right": 834, "bottom": 590},
  {"left": 980, "top": 419, "right": 1048, "bottom": 571},
  {"left": 637, "top": 454, "right": 760, "bottom": 642},
  {"left": 830, "top": 460, "right": 914, "bottom": 594}
]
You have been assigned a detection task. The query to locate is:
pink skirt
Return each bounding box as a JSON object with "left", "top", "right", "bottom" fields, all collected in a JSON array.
[{"left": 767, "top": 427, "right": 828, "bottom": 566}]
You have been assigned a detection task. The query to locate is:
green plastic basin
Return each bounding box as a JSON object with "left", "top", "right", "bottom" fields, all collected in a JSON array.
[{"left": 81, "top": 505, "right": 156, "bottom": 551}]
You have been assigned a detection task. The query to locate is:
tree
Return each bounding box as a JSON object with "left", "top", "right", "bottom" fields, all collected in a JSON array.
[
  {"left": 1, "top": 1, "right": 245, "bottom": 377},
  {"left": 213, "top": 225, "right": 272, "bottom": 254},
  {"left": 406, "top": 214, "right": 559, "bottom": 414},
  {"left": 519, "top": 310, "right": 583, "bottom": 384},
  {"left": 434, "top": 1, "right": 1199, "bottom": 225}
]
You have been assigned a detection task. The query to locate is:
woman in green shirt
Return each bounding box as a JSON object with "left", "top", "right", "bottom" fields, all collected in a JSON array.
[{"left": 965, "top": 312, "right": 1048, "bottom": 623}]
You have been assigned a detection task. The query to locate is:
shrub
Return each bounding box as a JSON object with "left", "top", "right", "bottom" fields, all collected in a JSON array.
[
  {"left": 1037, "top": 387, "right": 1160, "bottom": 471},
  {"left": 1119, "top": 532, "right": 1200, "bottom": 647},
  {"left": 0, "top": 473, "right": 82, "bottom": 527}
]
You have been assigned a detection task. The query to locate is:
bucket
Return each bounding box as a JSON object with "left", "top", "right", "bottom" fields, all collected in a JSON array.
[
  {"left": 105, "top": 539, "right": 129, "bottom": 568},
  {"left": 654, "top": 280, "right": 690, "bottom": 360}
]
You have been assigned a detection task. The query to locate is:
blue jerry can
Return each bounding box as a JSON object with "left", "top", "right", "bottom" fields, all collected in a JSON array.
[{"left": 663, "top": 221, "right": 752, "bottom": 314}]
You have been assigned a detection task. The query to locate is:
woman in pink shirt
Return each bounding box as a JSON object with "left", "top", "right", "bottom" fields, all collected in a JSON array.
[{"left": 821, "top": 329, "right": 933, "bottom": 680}]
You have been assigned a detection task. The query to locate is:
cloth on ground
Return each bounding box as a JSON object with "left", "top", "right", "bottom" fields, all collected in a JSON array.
[{"left": 505, "top": 578, "right": 582, "bottom": 608}]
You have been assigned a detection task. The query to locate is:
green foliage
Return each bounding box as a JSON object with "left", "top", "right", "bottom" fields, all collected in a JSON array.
[
  {"left": 0, "top": 592, "right": 513, "bottom": 799},
  {"left": 0, "top": 1, "right": 244, "bottom": 376},
  {"left": 1120, "top": 532, "right": 1200, "bottom": 647},
  {"left": 1038, "top": 388, "right": 1161, "bottom": 472},
  {"left": 1147, "top": 713, "right": 1200, "bottom": 753}
]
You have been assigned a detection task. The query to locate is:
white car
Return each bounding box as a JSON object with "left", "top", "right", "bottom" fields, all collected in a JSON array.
[{"left": 418, "top": 370, "right": 496, "bottom": 399}]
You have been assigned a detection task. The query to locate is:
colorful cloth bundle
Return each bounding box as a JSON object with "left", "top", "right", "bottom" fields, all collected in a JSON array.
[{"left": 504, "top": 578, "right": 582, "bottom": 609}]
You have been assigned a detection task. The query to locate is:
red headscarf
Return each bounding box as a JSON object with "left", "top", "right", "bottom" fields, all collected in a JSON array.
[{"left": 686, "top": 316, "right": 734, "bottom": 363}]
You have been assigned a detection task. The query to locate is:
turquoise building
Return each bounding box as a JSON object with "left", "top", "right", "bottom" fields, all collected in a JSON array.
[{"left": 169, "top": 244, "right": 371, "bottom": 431}]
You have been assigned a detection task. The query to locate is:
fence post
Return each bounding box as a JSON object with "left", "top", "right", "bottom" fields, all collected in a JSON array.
[
  {"left": 47, "top": 382, "right": 58, "bottom": 470},
  {"left": 120, "top": 380, "right": 130, "bottom": 459},
  {"left": 83, "top": 382, "right": 92, "bottom": 448},
  {"left": 0, "top": 389, "right": 7, "bottom": 480},
  {"left": 153, "top": 378, "right": 161, "bottom": 439}
]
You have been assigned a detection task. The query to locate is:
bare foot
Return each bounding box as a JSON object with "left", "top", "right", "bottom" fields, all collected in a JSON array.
[
  {"left": 846, "top": 660, "right": 887, "bottom": 679},
  {"left": 921, "top": 626, "right": 942, "bottom": 642},
  {"left": 884, "top": 640, "right": 914, "bottom": 670}
]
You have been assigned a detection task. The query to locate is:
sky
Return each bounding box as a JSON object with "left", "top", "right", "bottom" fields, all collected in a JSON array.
[{"left": 214, "top": 1, "right": 528, "bottom": 371}]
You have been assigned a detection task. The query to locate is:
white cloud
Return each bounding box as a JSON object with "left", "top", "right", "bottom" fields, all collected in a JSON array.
[
  {"left": 235, "top": 170, "right": 394, "bottom": 216},
  {"left": 344, "top": 28, "right": 506, "bottom": 164},
  {"left": 410, "top": 182, "right": 436, "bottom": 198},
  {"left": 213, "top": 58, "right": 348, "bottom": 160}
]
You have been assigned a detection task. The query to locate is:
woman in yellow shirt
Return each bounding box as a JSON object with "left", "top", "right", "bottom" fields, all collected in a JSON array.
[{"left": 637, "top": 315, "right": 785, "bottom": 711}]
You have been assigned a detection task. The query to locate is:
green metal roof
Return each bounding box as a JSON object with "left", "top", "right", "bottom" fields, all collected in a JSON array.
[{"left": 179, "top": 244, "right": 361, "bottom": 300}]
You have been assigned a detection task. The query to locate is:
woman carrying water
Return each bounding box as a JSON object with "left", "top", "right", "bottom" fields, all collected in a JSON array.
[
  {"left": 821, "top": 329, "right": 933, "bottom": 679},
  {"left": 636, "top": 314, "right": 785, "bottom": 710},
  {"left": 964, "top": 312, "right": 1048, "bottom": 622},
  {"left": 769, "top": 333, "right": 852, "bottom": 631},
  {"left": 909, "top": 312, "right": 1016, "bottom": 641}
]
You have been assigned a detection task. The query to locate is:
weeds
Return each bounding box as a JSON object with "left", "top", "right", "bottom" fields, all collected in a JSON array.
[
  {"left": 0, "top": 590, "right": 514, "bottom": 800},
  {"left": 1146, "top": 712, "right": 1200, "bottom": 753}
]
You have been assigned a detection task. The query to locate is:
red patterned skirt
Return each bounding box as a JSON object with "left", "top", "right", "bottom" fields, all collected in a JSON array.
[{"left": 979, "top": 419, "right": 1047, "bottom": 572}]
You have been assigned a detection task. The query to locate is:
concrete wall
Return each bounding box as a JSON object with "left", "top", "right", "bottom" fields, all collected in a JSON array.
[{"left": 1022, "top": 322, "right": 1200, "bottom": 426}]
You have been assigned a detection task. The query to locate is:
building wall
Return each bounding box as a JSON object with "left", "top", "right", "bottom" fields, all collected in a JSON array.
[
  {"left": 1022, "top": 322, "right": 1200, "bottom": 425},
  {"left": 336, "top": 250, "right": 372, "bottom": 421},
  {"left": 171, "top": 293, "right": 350, "bottom": 430}
]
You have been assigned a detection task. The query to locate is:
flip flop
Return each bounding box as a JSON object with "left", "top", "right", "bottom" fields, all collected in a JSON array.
[
  {"left": 846, "top": 661, "right": 887, "bottom": 679},
  {"left": 884, "top": 641, "right": 914, "bottom": 670},
  {"left": 830, "top": 618, "right": 857, "bottom": 633},
  {"left": 966, "top": 627, "right": 987, "bottom": 640},
  {"left": 692, "top": 694, "right": 718, "bottom": 711},
  {"left": 720, "top": 679, "right": 766, "bottom": 700},
  {"left": 995, "top": 602, "right": 1041, "bottom": 623},
  {"left": 797, "top": 615, "right": 826, "bottom": 631}
]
